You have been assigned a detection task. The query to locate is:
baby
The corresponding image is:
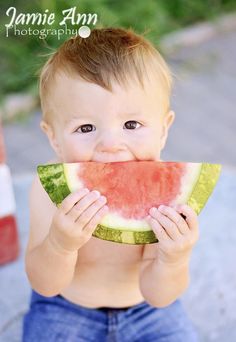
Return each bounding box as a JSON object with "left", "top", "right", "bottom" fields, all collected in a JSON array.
[{"left": 23, "top": 27, "right": 199, "bottom": 341}]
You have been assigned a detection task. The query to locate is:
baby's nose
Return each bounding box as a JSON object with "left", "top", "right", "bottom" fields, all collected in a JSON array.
[{"left": 97, "top": 134, "right": 125, "bottom": 153}]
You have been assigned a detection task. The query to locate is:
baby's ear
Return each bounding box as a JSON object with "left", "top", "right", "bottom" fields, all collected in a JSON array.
[
  {"left": 160, "top": 110, "right": 175, "bottom": 150},
  {"left": 40, "top": 120, "right": 61, "bottom": 157}
]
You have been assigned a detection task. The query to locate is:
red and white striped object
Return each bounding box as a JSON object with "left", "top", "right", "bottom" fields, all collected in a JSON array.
[{"left": 0, "top": 121, "right": 19, "bottom": 265}]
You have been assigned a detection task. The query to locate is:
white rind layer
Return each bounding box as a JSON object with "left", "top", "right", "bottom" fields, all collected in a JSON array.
[
  {"left": 170, "top": 163, "right": 202, "bottom": 206},
  {"left": 100, "top": 214, "right": 150, "bottom": 231},
  {"left": 64, "top": 163, "right": 84, "bottom": 191}
]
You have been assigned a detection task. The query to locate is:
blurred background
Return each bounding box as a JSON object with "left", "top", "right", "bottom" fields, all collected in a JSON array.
[
  {"left": 1, "top": 0, "right": 236, "bottom": 172},
  {"left": 0, "top": 1, "right": 236, "bottom": 341}
]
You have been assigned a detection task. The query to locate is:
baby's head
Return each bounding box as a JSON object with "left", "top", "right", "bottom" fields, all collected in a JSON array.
[{"left": 39, "top": 27, "right": 175, "bottom": 163}]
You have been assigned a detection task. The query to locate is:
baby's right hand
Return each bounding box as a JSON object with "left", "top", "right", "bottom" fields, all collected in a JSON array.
[{"left": 48, "top": 188, "right": 108, "bottom": 253}]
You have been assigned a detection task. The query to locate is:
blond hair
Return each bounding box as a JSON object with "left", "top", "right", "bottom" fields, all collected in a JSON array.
[{"left": 39, "top": 27, "right": 172, "bottom": 123}]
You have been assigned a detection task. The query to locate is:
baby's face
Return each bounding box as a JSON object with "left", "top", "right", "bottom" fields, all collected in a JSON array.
[{"left": 41, "top": 73, "right": 174, "bottom": 163}]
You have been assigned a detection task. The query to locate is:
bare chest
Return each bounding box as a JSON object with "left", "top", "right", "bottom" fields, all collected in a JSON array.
[
  {"left": 76, "top": 236, "right": 144, "bottom": 266},
  {"left": 62, "top": 237, "right": 146, "bottom": 307}
]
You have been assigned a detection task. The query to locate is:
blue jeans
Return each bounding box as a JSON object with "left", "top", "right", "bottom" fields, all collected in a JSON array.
[{"left": 22, "top": 290, "right": 199, "bottom": 341}]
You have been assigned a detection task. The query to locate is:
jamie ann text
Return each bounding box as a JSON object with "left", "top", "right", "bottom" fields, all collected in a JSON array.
[{"left": 5, "top": 6, "right": 98, "bottom": 28}]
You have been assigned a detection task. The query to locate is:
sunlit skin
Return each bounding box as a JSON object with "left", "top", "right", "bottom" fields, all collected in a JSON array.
[{"left": 41, "top": 73, "right": 199, "bottom": 266}]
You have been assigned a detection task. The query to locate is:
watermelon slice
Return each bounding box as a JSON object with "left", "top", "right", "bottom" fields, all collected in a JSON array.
[{"left": 37, "top": 161, "right": 221, "bottom": 245}]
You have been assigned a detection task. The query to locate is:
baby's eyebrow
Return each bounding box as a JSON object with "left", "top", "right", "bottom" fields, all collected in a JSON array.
[
  {"left": 65, "top": 114, "right": 89, "bottom": 124},
  {"left": 66, "top": 112, "right": 143, "bottom": 123},
  {"left": 118, "top": 112, "right": 142, "bottom": 118}
]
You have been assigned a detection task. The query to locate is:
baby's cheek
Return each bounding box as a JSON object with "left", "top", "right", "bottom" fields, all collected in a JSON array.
[
  {"left": 133, "top": 131, "right": 161, "bottom": 160},
  {"left": 62, "top": 140, "right": 89, "bottom": 162},
  {"left": 132, "top": 139, "right": 161, "bottom": 161}
]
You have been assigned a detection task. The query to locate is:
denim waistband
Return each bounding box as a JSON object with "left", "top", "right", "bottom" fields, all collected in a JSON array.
[
  {"left": 95, "top": 304, "right": 134, "bottom": 312},
  {"left": 30, "top": 289, "right": 146, "bottom": 314}
]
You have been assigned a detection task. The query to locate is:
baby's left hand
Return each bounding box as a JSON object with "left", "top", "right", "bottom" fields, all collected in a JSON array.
[{"left": 146, "top": 204, "right": 199, "bottom": 265}]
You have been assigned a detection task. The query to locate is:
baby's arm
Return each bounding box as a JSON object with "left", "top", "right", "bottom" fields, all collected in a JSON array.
[
  {"left": 139, "top": 204, "right": 199, "bottom": 307},
  {"left": 25, "top": 175, "right": 77, "bottom": 296},
  {"left": 139, "top": 247, "right": 190, "bottom": 307},
  {"left": 25, "top": 174, "right": 108, "bottom": 297}
]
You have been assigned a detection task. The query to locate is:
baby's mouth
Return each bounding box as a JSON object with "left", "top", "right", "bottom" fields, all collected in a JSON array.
[
  {"left": 92, "top": 158, "right": 135, "bottom": 163},
  {"left": 92, "top": 156, "right": 137, "bottom": 163}
]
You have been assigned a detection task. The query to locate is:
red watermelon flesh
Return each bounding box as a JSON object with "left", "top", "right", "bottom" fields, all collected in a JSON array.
[{"left": 78, "top": 162, "right": 187, "bottom": 219}]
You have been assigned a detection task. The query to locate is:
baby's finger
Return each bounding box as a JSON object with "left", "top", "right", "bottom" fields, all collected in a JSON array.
[
  {"left": 146, "top": 215, "right": 170, "bottom": 242},
  {"left": 84, "top": 205, "right": 109, "bottom": 235},
  {"left": 69, "top": 190, "right": 102, "bottom": 222},
  {"left": 158, "top": 205, "right": 189, "bottom": 235},
  {"left": 175, "top": 205, "right": 198, "bottom": 232},
  {"left": 75, "top": 195, "right": 107, "bottom": 226},
  {"left": 150, "top": 209, "right": 180, "bottom": 240},
  {"left": 59, "top": 188, "right": 90, "bottom": 215}
]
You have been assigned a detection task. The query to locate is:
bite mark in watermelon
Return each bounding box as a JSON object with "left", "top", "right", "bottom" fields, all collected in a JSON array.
[{"left": 37, "top": 161, "right": 221, "bottom": 245}]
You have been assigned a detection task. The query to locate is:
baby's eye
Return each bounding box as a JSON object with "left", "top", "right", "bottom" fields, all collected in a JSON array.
[
  {"left": 76, "top": 124, "right": 96, "bottom": 133},
  {"left": 124, "top": 120, "right": 142, "bottom": 130}
]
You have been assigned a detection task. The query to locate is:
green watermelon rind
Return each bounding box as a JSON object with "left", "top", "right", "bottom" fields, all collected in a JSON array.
[
  {"left": 94, "top": 224, "right": 157, "bottom": 244},
  {"left": 37, "top": 164, "right": 71, "bottom": 205},
  {"left": 37, "top": 162, "right": 222, "bottom": 245},
  {"left": 187, "top": 163, "right": 222, "bottom": 215}
]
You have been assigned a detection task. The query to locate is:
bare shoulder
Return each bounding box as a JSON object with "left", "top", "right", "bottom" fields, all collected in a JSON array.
[{"left": 26, "top": 160, "right": 58, "bottom": 253}]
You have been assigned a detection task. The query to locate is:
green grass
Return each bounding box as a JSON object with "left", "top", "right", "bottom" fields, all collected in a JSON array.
[{"left": 0, "top": 0, "right": 236, "bottom": 100}]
